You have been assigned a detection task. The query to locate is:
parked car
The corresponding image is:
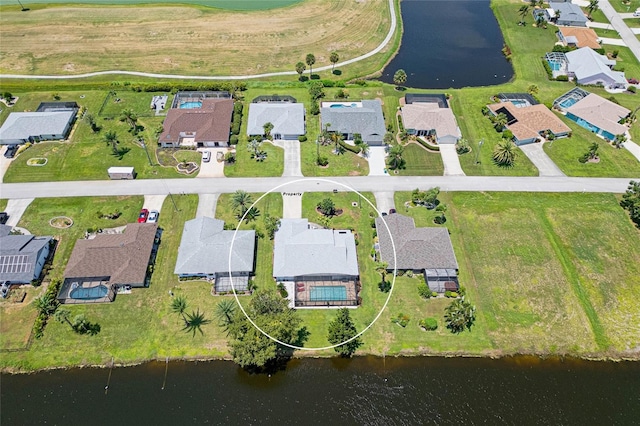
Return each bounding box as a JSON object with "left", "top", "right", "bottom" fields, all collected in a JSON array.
[
  {"left": 627, "top": 78, "right": 639, "bottom": 85},
  {"left": 389, "top": 208, "right": 397, "bottom": 214},
  {"left": 147, "top": 210, "right": 159, "bottom": 223},
  {"left": 0, "top": 212, "right": 8, "bottom": 225},
  {"left": 138, "top": 208, "right": 149, "bottom": 223},
  {"left": 633, "top": 8, "right": 640, "bottom": 17},
  {"left": 202, "top": 151, "right": 211, "bottom": 163},
  {"left": 3, "top": 145, "right": 17, "bottom": 159},
  {"left": 0, "top": 281, "right": 10, "bottom": 299}
]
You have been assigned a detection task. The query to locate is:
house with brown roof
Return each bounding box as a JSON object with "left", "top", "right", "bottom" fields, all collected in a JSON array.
[
  {"left": 57, "top": 223, "right": 159, "bottom": 304},
  {"left": 375, "top": 214, "right": 459, "bottom": 293},
  {"left": 158, "top": 98, "right": 233, "bottom": 148},
  {"left": 557, "top": 27, "right": 601, "bottom": 49},
  {"left": 564, "top": 93, "right": 630, "bottom": 141},
  {"left": 487, "top": 102, "right": 571, "bottom": 145},
  {"left": 401, "top": 102, "right": 462, "bottom": 145}
]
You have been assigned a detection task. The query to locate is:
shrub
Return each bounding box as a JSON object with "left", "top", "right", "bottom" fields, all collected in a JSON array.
[
  {"left": 542, "top": 60, "right": 553, "bottom": 79},
  {"left": 231, "top": 121, "right": 241, "bottom": 135},
  {"left": 417, "top": 282, "right": 433, "bottom": 299},
  {"left": 298, "top": 135, "right": 307, "bottom": 142},
  {"left": 607, "top": 96, "right": 620, "bottom": 105},
  {"left": 594, "top": 48, "right": 606, "bottom": 55},
  {"left": 378, "top": 280, "right": 391, "bottom": 292},
  {"left": 628, "top": 86, "right": 637, "bottom": 93},
  {"left": 419, "top": 318, "right": 438, "bottom": 331},
  {"left": 612, "top": 49, "right": 619, "bottom": 58},
  {"left": 445, "top": 290, "right": 459, "bottom": 298},
  {"left": 310, "top": 100, "right": 320, "bottom": 116},
  {"left": 555, "top": 75, "right": 569, "bottom": 82},
  {"left": 392, "top": 313, "right": 410, "bottom": 327},
  {"left": 353, "top": 79, "right": 368, "bottom": 86},
  {"left": 321, "top": 79, "right": 335, "bottom": 87},
  {"left": 397, "top": 115, "right": 404, "bottom": 132},
  {"left": 455, "top": 138, "right": 470, "bottom": 155},
  {"left": 502, "top": 130, "right": 514, "bottom": 140},
  {"left": 481, "top": 105, "right": 490, "bottom": 116},
  {"left": 234, "top": 102, "right": 244, "bottom": 115},
  {"left": 277, "top": 282, "right": 288, "bottom": 298},
  {"left": 339, "top": 140, "right": 360, "bottom": 154},
  {"left": 317, "top": 156, "right": 328, "bottom": 166},
  {"left": 229, "top": 135, "right": 238, "bottom": 145}
]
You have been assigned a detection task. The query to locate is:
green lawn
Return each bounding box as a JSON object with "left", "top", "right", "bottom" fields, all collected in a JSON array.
[
  {"left": 610, "top": 0, "right": 640, "bottom": 13},
  {"left": 397, "top": 143, "right": 444, "bottom": 176},
  {"left": 592, "top": 28, "right": 621, "bottom": 39},
  {"left": 585, "top": 8, "right": 610, "bottom": 24},
  {"left": 224, "top": 141, "right": 284, "bottom": 177},
  {"left": 625, "top": 17, "right": 640, "bottom": 28}
]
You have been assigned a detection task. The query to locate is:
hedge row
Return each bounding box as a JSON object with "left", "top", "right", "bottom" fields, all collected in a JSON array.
[
  {"left": 415, "top": 138, "right": 440, "bottom": 151},
  {"left": 339, "top": 140, "right": 361, "bottom": 154}
]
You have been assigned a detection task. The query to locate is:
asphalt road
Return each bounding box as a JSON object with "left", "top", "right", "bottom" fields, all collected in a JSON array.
[{"left": 0, "top": 176, "right": 635, "bottom": 200}]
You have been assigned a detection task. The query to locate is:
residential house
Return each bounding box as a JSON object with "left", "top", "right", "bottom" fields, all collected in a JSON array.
[
  {"left": 487, "top": 101, "right": 571, "bottom": 145},
  {"left": 564, "top": 93, "right": 630, "bottom": 140},
  {"left": 565, "top": 47, "right": 627, "bottom": 89},
  {"left": 158, "top": 98, "right": 233, "bottom": 148},
  {"left": 0, "top": 224, "right": 53, "bottom": 284},
  {"left": 557, "top": 27, "right": 601, "bottom": 49},
  {"left": 57, "top": 223, "right": 159, "bottom": 304},
  {"left": 542, "top": 3, "right": 588, "bottom": 27},
  {"left": 320, "top": 100, "right": 386, "bottom": 145},
  {"left": 273, "top": 218, "right": 359, "bottom": 307},
  {"left": 174, "top": 217, "right": 255, "bottom": 292},
  {"left": 246, "top": 102, "right": 305, "bottom": 140},
  {"left": 401, "top": 102, "right": 461, "bottom": 145},
  {"left": 375, "top": 213, "right": 459, "bottom": 293},
  {"left": 0, "top": 102, "right": 78, "bottom": 145}
]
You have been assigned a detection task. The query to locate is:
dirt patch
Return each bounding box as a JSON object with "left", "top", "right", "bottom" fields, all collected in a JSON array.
[{"left": 49, "top": 216, "right": 73, "bottom": 229}]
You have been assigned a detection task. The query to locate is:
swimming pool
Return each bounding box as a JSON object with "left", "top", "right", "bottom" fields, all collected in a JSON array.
[
  {"left": 180, "top": 101, "right": 202, "bottom": 109},
  {"left": 330, "top": 103, "right": 358, "bottom": 108},
  {"left": 558, "top": 98, "right": 578, "bottom": 109},
  {"left": 547, "top": 60, "right": 562, "bottom": 71},
  {"left": 510, "top": 100, "right": 530, "bottom": 108},
  {"left": 70, "top": 285, "right": 109, "bottom": 300},
  {"left": 310, "top": 286, "right": 347, "bottom": 301}
]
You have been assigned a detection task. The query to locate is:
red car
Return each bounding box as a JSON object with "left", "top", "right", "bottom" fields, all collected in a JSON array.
[
  {"left": 628, "top": 78, "right": 639, "bottom": 85},
  {"left": 138, "top": 209, "right": 149, "bottom": 223}
]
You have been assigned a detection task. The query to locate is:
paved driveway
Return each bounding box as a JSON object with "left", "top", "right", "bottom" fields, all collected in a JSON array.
[
  {"left": 143, "top": 195, "right": 167, "bottom": 212},
  {"left": 0, "top": 146, "right": 15, "bottom": 182},
  {"left": 281, "top": 140, "right": 302, "bottom": 177},
  {"left": 4, "top": 198, "right": 34, "bottom": 228},
  {"left": 196, "top": 193, "right": 219, "bottom": 218},
  {"left": 197, "top": 148, "right": 226, "bottom": 178},
  {"left": 623, "top": 140, "right": 640, "bottom": 162},
  {"left": 519, "top": 143, "right": 565, "bottom": 177},
  {"left": 440, "top": 144, "right": 465, "bottom": 176},
  {"left": 367, "top": 146, "right": 389, "bottom": 176},
  {"left": 374, "top": 192, "right": 395, "bottom": 215},
  {"left": 282, "top": 192, "right": 302, "bottom": 218}
]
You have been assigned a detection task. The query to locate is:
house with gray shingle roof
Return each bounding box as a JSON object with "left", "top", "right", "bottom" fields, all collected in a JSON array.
[
  {"left": 174, "top": 217, "right": 255, "bottom": 292},
  {"left": 0, "top": 109, "right": 77, "bottom": 145},
  {"left": 564, "top": 93, "right": 630, "bottom": 141},
  {"left": 565, "top": 47, "right": 627, "bottom": 89},
  {"left": 539, "top": 3, "right": 588, "bottom": 27},
  {"left": 320, "top": 100, "right": 386, "bottom": 145},
  {"left": 375, "top": 213, "right": 459, "bottom": 293},
  {"left": 247, "top": 103, "right": 305, "bottom": 140},
  {"left": 0, "top": 225, "right": 53, "bottom": 284}
]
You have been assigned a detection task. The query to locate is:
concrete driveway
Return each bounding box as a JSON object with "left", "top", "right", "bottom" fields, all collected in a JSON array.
[
  {"left": 197, "top": 148, "right": 227, "bottom": 178},
  {"left": 374, "top": 192, "right": 395, "bottom": 215},
  {"left": 282, "top": 191, "right": 302, "bottom": 218},
  {"left": 4, "top": 198, "right": 34, "bottom": 227},
  {"left": 143, "top": 195, "right": 167, "bottom": 212},
  {"left": 440, "top": 144, "right": 465, "bottom": 176},
  {"left": 367, "top": 146, "right": 389, "bottom": 176},
  {"left": 623, "top": 139, "right": 640, "bottom": 162},
  {"left": 519, "top": 143, "right": 565, "bottom": 177},
  {"left": 196, "top": 193, "right": 219, "bottom": 218},
  {"left": 0, "top": 146, "right": 15, "bottom": 182},
  {"left": 270, "top": 140, "right": 302, "bottom": 177}
]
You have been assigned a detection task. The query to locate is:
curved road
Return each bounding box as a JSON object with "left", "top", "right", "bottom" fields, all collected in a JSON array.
[
  {"left": 0, "top": 0, "right": 398, "bottom": 81},
  {"left": 0, "top": 176, "right": 634, "bottom": 200}
]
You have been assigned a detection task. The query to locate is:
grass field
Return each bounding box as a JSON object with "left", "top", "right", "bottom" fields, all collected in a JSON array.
[
  {"left": 0, "top": 0, "right": 391, "bottom": 77},
  {"left": 15, "top": 0, "right": 303, "bottom": 10},
  {"left": 3, "top": 191, "right": 639, "bottom": 370},
  {"left": 398, "top": 143, "right": 444, "bottom": 176}
]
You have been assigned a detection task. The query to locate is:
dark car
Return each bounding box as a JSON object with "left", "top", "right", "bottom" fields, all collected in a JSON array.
[
  {"left": 138, "top": 209, "right": 149, "bottom": 223},
  {"left": 3, "top": 145, "right": 17, "bottom": 159},
  {"left": 0, "top": 212, "right": 8, "bottom": 225},
  {"left": 389, "top": 208, "right": 397, "bottom": 214},
  {"left": 628, "top": 78, "right": 639, "bottom": 84}
]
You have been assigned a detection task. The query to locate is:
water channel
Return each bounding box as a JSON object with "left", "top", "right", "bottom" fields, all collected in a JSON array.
[
  {"left": 2, "top": 356, "right": 639, "bottom": 425},
  {"left": 380, "top": 0, "right": 514, "bottom": 89}
]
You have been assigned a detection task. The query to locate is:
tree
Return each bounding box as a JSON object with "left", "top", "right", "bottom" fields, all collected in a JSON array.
[
  {"left": 518, "top": 5, "right": 529, "bottom": 25},
  {"left": 613, "top": 134, "right": 626, "bottom": 149},
  {"left": 535, "top": 14, "right": 546, "bottom": 28},
  {"left": 434, "top": 203, "right": 447, "bottom": 224},
  {"left": 308, "top": 81, "right": 325, "bottom": 101},
  {"left": 329, "top": 131, "right": 344, "bottom": 155},
  {"left": 225, "top": 288, "right": 305, "bottom": 370},
  {"left": 54, "top": 308, "right": 72, "bottom": 328},
  {"left": 103, "top": 130, "right": 118, "bottom": 154},
  {"left": 34, "top": 293, "right": 58, "bottom": 316},
  {"left": 71, "top": 314, "right": 101, "bottom": 335},
  {"left": 587, "top": 141, "right": 599, "bottom": 160},
  {"left": 215, "top": 299, "right": 237, "bottom": 335},
  {"left": 527, "top": 84, "right": 538, "bottom": 95},
  {"left": 84, "top": 113, "right": 99, "bottom": 133},
  {"left": 493, "top": 139, "right": 517, "bottom": 167},
  {"left": 329, "top": 51, "right": 339, "bottom": 72},
  {"left": 493, "top": 112, "right": 508, "bottom": 131},
  {"left": 248, "top": 138, "right": 262, "bottom": 159},
  {"left": 182, "top": 309, "right": 211, "bottom": 337},
  {"left": 359, "top": 141, "right": 369, "bottom": 157},
  {"left": 327, "top": 308, "right": 363, "bottom": 357},
  {"left": 305, "top": 53, "right": 316, "bottom": 77},
  {"left": 587, "top": 0, "right": 599, "bottom": 18},
  {"left": 317, "top": 198, "right": 336, "bottom": 216},
  {"left": 620, "top": 180, "right": 640, "bottom": 227},
  {"left": 2, "top": 92, "right": 12, "bottom": 101},
  {"left": 263, "top": 122, "right": 274, "bottom": 139},
  {"left": 243, "top": 206, "right": 261, "bottom": 222},
  {"left": 231, "top": 190, "right": 254, "bottom": 217},
  {"left": 375, "top": 262, "right": 390, "bottom": 292},
  {"left": 263, "top": 213, "right": 281, "bottom": 239},
  {"left": 119, "top": 108, "right": 137, "bottom": 129},
  {"left": 387, "top": 144, "right": 405, "bottom": 170},
  {"left": 444, "top": 296, "right": 476, "bottom": 334},
  {"left": 393, "top": 69, "right": 407, "bottom": 88},
  {"left": 170, "top": 295, "right": 188, "bottom": 321},
  {"left": 295, "top": 61, "right": 306, "bottom": 80}
]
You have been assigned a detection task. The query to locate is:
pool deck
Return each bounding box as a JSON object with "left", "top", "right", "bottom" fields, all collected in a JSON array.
[{"left": 293, "top": 279, "right": 359, "bottom": 307}]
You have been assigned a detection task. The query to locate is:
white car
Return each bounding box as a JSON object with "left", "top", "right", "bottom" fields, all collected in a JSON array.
[
  {"left": 147, "top": 210, "right": 159, "bottom": 223},
  {"left": 202, "top": 151, "right": 211, "bottom": 162},
  {"left": 634, "top": 8, "right": 640, "bottom": 17}
]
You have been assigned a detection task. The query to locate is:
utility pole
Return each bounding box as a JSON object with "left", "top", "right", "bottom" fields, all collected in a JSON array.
[
  {"left": 475, "top": 139, "right": 484, "bottom": 164},
  {"left": 17, "top": 0, "right": 28, "bottom": 11},
  {"left": 140, "top": 137, "right": 153, "bottom": 166}
]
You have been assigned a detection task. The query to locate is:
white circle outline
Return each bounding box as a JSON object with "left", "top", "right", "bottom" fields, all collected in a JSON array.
[{"left": 228, "top": 178, "right": 397, "bottom": 351}]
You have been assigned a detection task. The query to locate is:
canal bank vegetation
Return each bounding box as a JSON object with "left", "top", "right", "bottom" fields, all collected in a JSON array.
[{"left": 2, "top": 192, "right": 639, "bottom": 372}]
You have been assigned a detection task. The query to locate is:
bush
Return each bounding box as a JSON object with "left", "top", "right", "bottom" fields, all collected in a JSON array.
[
  {"left": 339, "top": 140, "right": 360, "bottom": 154},
  {"left": 321, "top": 79, "right": 335, "bottom": 87},
  {"left": 502, "top": 130, "right": 514, "bottom": 140},
  {"left": 231, "top": 121, "right": 241, "bottom": 135},
  {"left": 298, "top": 135, "right": 308, "bottom": 142},
  {"left": 555, "top": 75, "right": 569, "bottom": 82},
  {"left": 608, "top": 96, "right": 620, "bottom": 105},
  {"left": 277, "top": 282, "right": 288, "bottom": 298},
  {"left": 542, "top": 60, "right": 553, "bottom": 79},
  {"left": 234, "top": 101, "right": 244, "bottom": 115},
  {"left": 419, "top": 318, "right": 438, "bottom": 331},
  {"left": 456, "top": 138, "right": 470, "bottom": 155},
  {"left": 378, "top": 280, "right": 391, "bottom": 292},
  {"left": 310, "top": 100, "right": 320, "bottom": 116},
  {"left": 612, "top": 49, "right": 619, "bottom": 58},
  {"left": 229, "top": 135, "right": 238, "bottom": 145},
  {"left": 397, "top": 115, "right": 404, "bottom": 132},
  {"left": 628, "top": 86, "right": 637, "bottom": 93},
  {"left": 417, "top": 283, "right": 433, "bottom": 299},
  {"left": 316, "top": 156, "right": 328, "bottom": 166},
  {"left": 444, "top": 290, "right": 459, "bottom": 298},
  {"left": 392, "top": 313, "right": 410, "bottom": 327}
]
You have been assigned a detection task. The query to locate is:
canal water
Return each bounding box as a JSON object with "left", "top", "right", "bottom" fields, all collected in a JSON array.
[
  {"left": 380, "top": 0, "right": 514, "bottom": 89},
  {"left": 2, "top": 356, "right": 639, "bottom": 425}
]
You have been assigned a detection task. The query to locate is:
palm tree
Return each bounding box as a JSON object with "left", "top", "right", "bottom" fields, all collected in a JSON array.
[
  {"left": 493, "top": 139, "right": 518, "bottom": 167},
  {"left": 295, "top": 62, "right": 306, "bottom": 80},
  {"left": 588, "top": 141, "right": 600, "bottom": 159},
  {"left": 444, "top": 297, "right": 476, "bottom": 334},
  {"left": 231, "top": 190, "right": 254, "bottom": 215},
  {"left": 359, "top": 142, "right": 369, "bottom": 157},
  {"left": 305, "top": 53, "right": 316, "bottom": 78},
  {"left": 247, "top": 138, "right": 261, "bottom": 158},
  {"left": 330, "top": 51, "right": 339, "bottom": 72},
  {"left": 387, "top": 144, "right": 405, "bottom": 170},
  {"left": 243, "top": 206, "right": 261, "bottom": 222},
  {"left": 84, "top": 113, "right": 98, "bottom": 133},
  {"left": 119, "top": 108, "right": 137, "bottom": 129},
  {"left": 262, "top": 122, "right": 274, "bottom": 139},
  {"left": 182, "top": 309, "right": 212, "bottom": 337},
  {"left": 587, "top": 0, "right": 599, "bottom": 19},
  {"left": 103, "top": 130, "right": 118, "bottom": 154},
  {"left": 493, "top": 112, "right": 508, "bottom": 131},
  {"left": 34, "top": 293, "right": 58, "bottom": 316},
  {"left": 170, "top": 295, "right": 188, "bottom": 321},
  {"left": 518, "top": 5, "right": 529, "bottom": 25},
  {"left": 535, "top": 14, "right": 546, "bottom": 28},
  {"left": 54, "top": 308, "right": 72, "bottom": 328},
  {"left": 527, "top": 84, "right": 539, "bottom": 95},
  {"left": 329, "top": 132, "right": 343, "bottom": 154},
  {"left": 613, "top": 134, "right": 626, "bottom": 149},
  {"left": 393, "top": 69, "right": 407, "bottom": 89},
  {"left": 215, "top": 299, "right": 236, "bottom": 334}
]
